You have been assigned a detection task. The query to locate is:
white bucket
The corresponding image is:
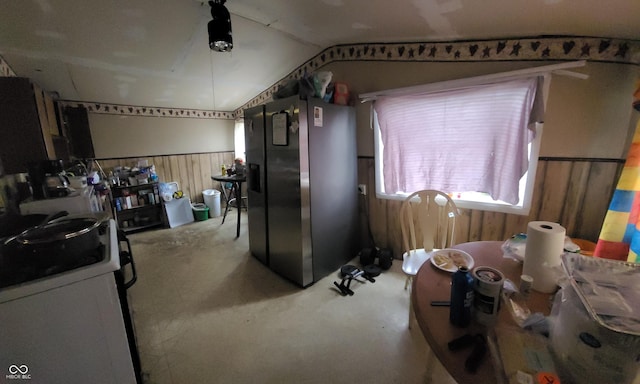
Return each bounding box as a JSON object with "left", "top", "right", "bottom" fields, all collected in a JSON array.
[{"left": 203, "top": 189, "right": 221, "bottom": 218}]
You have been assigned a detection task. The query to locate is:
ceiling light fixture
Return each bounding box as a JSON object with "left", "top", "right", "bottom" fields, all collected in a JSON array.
[{"left": 208, "top": 0, "right": 233, "bottom": 52}]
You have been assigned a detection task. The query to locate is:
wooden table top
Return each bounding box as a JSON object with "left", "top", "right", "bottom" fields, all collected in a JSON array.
[{"left": 411, "top": 241, "right": 553, "bottom": 383}]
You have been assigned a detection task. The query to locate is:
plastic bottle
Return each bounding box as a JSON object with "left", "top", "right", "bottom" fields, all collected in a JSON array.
[
  {"left": 108, "top": 171, "right": 118, "bottom": 187},
  {"left": 221, "top": 164, "right": 226, "bottom": 177},
  {"left": 153, "top": 185, "right": 160, "bottom": 205},
  {"left": 450, "top": 266, "right": 474, "bottom": 327}
]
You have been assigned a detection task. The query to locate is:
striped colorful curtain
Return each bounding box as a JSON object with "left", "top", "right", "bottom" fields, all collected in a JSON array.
[{"left": 594, "top": 83, "right": 640, "bottom": 262}]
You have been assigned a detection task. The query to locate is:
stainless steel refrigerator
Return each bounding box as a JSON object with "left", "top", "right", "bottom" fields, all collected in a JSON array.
[{"left": 244, "top": 96, "right": 359, "bottom": 287}]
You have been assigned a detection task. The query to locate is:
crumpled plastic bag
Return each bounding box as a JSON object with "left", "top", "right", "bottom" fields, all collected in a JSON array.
[
  {"left": 298, "top": 75, "right": 315, "bottom": 100},
  {"left": 313, "top": 71, "right": 332, "bottom": 99},
  {"left": 502, "top": 233, "right": 582, "bottom": 262},
  {"left": 273, "top": 79, "right": 299, "bottom": 99},
  {"left": 273, "top": 71, "right": 333, "bottom": 101}
]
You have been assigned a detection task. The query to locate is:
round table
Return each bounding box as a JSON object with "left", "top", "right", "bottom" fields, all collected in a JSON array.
[
  {"left": 211, "top": 174, "right": 246, "bottom": 238},
  {"left": 411, "top": 241, "right": 553, "bottom": 383}
]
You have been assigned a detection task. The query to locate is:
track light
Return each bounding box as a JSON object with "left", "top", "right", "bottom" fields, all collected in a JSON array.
[{"left": 208, "top": 0, "right": 233, "bottom": 52}]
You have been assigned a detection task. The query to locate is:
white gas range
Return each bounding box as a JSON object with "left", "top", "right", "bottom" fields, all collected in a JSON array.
[{"left": 0, "top": 219, "right": 139, "bottom": 384}]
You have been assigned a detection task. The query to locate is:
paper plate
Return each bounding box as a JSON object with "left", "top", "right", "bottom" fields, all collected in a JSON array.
[{"left": 430, "top": 248, "right": 474, "bottom": 273}]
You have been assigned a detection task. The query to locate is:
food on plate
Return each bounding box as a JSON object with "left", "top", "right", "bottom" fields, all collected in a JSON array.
[
  {"left": 449, "top": 251, "right": 467, "bottom": 268},
  {"left": 433, "top": 253, "right": 453, "bottom": 269},
  {"left": 433, "top": 250, "right": 468, "bottom": 270}
]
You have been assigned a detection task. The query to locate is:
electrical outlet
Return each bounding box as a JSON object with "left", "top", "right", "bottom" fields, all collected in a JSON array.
[{"left": 358, "top": 184, "right": 367, "bottom": 195}]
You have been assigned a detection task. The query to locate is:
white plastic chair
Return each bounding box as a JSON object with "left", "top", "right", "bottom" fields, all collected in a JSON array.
[{"left": 400, "top": 190, "right": 459, "bottom": 291}]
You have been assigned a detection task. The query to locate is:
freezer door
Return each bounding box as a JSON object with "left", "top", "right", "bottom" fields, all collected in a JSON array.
[
  {"left": 265, "top": 97, "right": 314, "bottom": 287},
  {"left": 244, "top": 105, "right": 268, "bottom": 265},
  {"left": 307, "top": 99, "right": 359, "bottom": 281}
]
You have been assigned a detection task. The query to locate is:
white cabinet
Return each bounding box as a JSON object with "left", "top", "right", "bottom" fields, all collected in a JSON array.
[
  {"left": 0, "top": 273, "right": 136, "bottom": 384},
  {"left": 0, "top": 221, "right": 135, "bottom": 384}
]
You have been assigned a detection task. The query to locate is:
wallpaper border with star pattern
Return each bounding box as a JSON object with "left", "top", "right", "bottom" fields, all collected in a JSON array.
[
  {"left": 235, "top": 36, "right": 640, "bottom": 117},
  {"left": 3, "top": 35, "right": 639, "bottom": 120}
]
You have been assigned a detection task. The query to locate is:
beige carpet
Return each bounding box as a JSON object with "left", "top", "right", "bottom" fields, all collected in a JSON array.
[{"left": 126, "top": 212, "right": 456, "bottom": 384}]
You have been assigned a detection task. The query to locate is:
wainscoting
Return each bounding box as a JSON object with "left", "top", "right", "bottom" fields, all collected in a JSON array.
[
  {"left": 98, "top": 153, "right": 622, "bottom": 259},
  {"left": 98, "top": 151, "right": 236, "bottom": 204},
  {"left": 358, "top": 157, "right": 623, "bottom": 259}
]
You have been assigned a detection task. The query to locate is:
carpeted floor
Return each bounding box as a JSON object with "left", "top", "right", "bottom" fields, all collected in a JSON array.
[{"left": 126, "top": 212, "right": 456, "bottom": 384}]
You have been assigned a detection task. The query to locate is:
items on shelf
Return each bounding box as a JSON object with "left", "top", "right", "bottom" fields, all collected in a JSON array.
[
  {"left": 112, "top": 184, "right": 160, "bottom": 211},
  {"left": 109, "top": 163, "right": 158, "bottom": 188},
  {"left": 108, "top": 162, "right": 163, "bottom": 233}
]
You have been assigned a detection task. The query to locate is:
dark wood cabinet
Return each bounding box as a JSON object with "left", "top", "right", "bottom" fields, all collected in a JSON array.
[
  {"left": 59, "top": 105, "right": 95, "bottom": 159},
  {"left": 0, "top": 77, "right": 58, "bottom": 173}
]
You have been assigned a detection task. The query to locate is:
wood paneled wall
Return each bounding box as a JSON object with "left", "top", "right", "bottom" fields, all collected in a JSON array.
[
  {"left": 98, "top": 151, "right": 235, "bottom": 204},
  {"left": 97, "top": 153, "right": 622, "bottom": 259},
  {"left": 358, "top": 157, "right": 624, "bottom": 259}
]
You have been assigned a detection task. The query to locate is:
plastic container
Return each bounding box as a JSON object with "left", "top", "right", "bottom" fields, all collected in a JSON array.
[
  {"left": 203, "top": 189, "right": 221, "bottom": 218},
  {"left": 192, "top": 203, "right": 209, "bottom": 221},
  {"left": 333, "top": 82, "right": 349, "bottom": 105},
  {"left": 472, "top": 266, "right": 505, "bottom": 326},
  {"left": 549, "top": 253, "right": 640, "bottom": 384}
]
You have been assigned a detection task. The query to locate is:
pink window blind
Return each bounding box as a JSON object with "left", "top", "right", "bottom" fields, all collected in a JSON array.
[{"left": 374, "top": 77, "right": 543, "bottom": 205}]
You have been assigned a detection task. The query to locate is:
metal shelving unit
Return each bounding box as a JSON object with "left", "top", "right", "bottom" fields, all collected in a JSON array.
[{"left": 111, "top": 182, "right": 163, "bottom": 233}]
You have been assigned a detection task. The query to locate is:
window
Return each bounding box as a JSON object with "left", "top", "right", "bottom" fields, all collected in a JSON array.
[
  {"left": 234, "top": 118, "right": 245, "bottom": 161},
  {"left": 361, "top": 62, "right": 586, "bottom": 215}
]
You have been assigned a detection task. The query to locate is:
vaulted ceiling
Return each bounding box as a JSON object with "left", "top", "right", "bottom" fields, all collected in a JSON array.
[{"left": 1, "top": 0, "right": 638, "bottom": 112}]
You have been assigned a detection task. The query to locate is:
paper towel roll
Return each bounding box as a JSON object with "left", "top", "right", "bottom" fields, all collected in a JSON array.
[{"left": 522, "top": 221, "right": 566, "bottom": 293}]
